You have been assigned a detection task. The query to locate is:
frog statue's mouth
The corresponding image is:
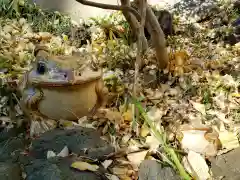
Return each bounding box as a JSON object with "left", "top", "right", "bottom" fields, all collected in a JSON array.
[{"left": 28, "top": 60, "right": 102, "bottom": 87}]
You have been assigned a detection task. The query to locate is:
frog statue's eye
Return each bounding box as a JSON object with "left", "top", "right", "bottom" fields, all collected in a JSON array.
[{"left": 37, "top": 61, "right": 46, "bottom": 74}]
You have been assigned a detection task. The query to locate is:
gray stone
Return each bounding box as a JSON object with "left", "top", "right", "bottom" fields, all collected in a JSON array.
[
  {"left": 138, "top": 160, "right": 181, "bottom": 180},
  {"left": 0, "top": 127, "right": 25, "bottom": 142},
  {"left": 0, "top": 162, "right": 22, "bottom": 180},
  {"left": 210, "top": 147, "right": 240, "bottom": 180},
  {"left": 30, "top": 127, "right": 114, "bottom": 160},
  {"left": 24, "top": 157, "right": 107, "bottom": 180},
  {"left": 0, "top": 136, "right": 25, "bottom": 161},
  {"left": 25, "top": 159, "right": 63, "bottom": 180}
]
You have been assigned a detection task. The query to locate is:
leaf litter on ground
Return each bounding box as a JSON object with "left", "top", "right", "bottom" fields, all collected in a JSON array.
[{"left": 0, "top": 0, "right": 240, "bottom": 179}]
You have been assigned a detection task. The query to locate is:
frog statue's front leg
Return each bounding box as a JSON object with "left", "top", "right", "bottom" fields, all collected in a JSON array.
[
  {"left": 89, "top": 78, "right": 108, "bottom": 115},
  {"left": 21, "top": 87, "right": 57, "bottom": 137}
]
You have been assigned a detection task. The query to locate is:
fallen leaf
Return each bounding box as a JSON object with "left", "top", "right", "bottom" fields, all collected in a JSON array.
[
  {"left": 104, "top": 110, "right": 123, "bottom": 123},
  {"left": 180, "top": 128, "right": 218, "bottom": 156},
  {"left": 105, "top": 173, "right": 120, "bottom": 180},
  {"left": 140, "top": 123, "right": 150, "bottom": 137},
  {"left": 102, "top": 160, "right": 113, "bottom": 169},
  {"left": 121, "top": 134, "right": 131, "bottom": 145},
  {"left": 127, "top": 150, "right": 148, "bottom": 170},
  {"left": 146, "top": 106, "right": 164, "bottom": 124},
  {"left": 57, "top": 146, "right": 69, "bottom": 157},
  {"left": 190, "top": 100, "right": 206, "bottom": 115},
  {"left": 122, "top": 110, "right": 132, "bottom": 122},
  {"left": 219, "top": 130, "right": 239, "bottom": 151},
  {"left": 59, "top": 119, "right": 74, "bottom": 128},
  {"left": 185, "top": 151, "right": 210, "bottom": 180},
  {"left": 71, "top": 161, "right": 99, "bottom": 172},
  {"left": 47, "top": 150, "right": 56, "bottom": 159},
  {"left": 145, "top": 135, "right": 160, "bottom": 151},
  {"left": 216, "top": 112, "right": 232, "bottom": 124},
  {"left": 112, "top": 167, "right": 128, "bottom": 175},
  {"left": 231, "top": 93, "right": 240, "bottom": 97},
  {"left": 213, "top": 93, "right": 226, "bottom": 110},
  {"left": 112, "top": 167, "right": 132, "bottom": 180}
]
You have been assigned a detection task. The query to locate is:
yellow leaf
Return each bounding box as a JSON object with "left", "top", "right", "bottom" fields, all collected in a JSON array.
[
  {"left": 122, "top": 110, "right": 132, "bottom": 122},
  {"left": 109, "top": 30, "right": 113, "bottom": 40},
  {"left": 71, "top": 161, "right": 99, "bottom": 172},
  {"left": 232, "top": 93, "right": 240, "bottom": 97},
  {"left": 140, "top": 123, "right": 149, "bottom": 137},
  {"left": 62, "top": 34, "right": 68, "bottom": 41},
  {"left": 219, "top": 131, "right": 239, "bottom": 150},
  {"left": 59, "top": 120, "right": 74, "bottom": 127}
]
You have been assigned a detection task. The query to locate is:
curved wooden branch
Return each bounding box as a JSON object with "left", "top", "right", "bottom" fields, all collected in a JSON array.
[
  {"left": 145, "top": 6, "right": 168, "bottom": 69},
  {"left": 75, "top": 0, "right": 141, "bottom": 20},
  {"left": 120, "top": 0, "right": 148, "bottom": 54}
]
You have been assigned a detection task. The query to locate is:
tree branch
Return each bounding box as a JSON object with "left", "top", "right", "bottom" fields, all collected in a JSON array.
[
  {"left": 75, "top": 0, "right": 141, "bottom": 20},
  {"left": 120, "top": 0, "right": 148, "bottom": 58}
]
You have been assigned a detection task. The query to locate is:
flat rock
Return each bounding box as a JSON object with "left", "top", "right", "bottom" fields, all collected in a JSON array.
[
  {"left": 0, "top": 128, "right": 18, "bottom": 142},
  {"left": 0, "top": 136, "right": 25, "bottom": 161},
  {"left": 210, "top": 147, "right": 240, "bottom": 180},
  {"left": 138, "top": 160, "right": 181, "bottom": 180},
  {"left": 25, "top": 159, "right": 61, "bottom": 180},
  {"left": 0, "top": 161, "right": 22, "bottom": 180},
  {"left": 30, "top": 127, "right": 114, "bottom": 160},
  {"left": 0, "top": 127, "right": 25, "bottom": 142},
  {"left": 24, "top": 157, "right": 107, "bottom": 180}
]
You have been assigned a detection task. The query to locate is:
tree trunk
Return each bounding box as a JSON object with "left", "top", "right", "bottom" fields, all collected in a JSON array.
[
  {"left": 145, "top": 6, "right": 168, "bottom": 69},
  {"left": 133, "top": 0, "right": 168, "bottom": 69}
]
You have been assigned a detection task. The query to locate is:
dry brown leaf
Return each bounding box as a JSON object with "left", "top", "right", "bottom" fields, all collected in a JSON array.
[
  {"left": 112, "top": 166, "right": 134, "bottom": 180},
  {"left": 104, "top": 110, "right": 123, "bottom": 123},
  {"left": 101, "top": 160, "right": 113, "bottom": 169},
  {"left": 190, "top": 100, "right": 206, "bottom": 115},
  {"left": 180, "top": 127, "right": 219, "bottom": 156},
  {"left": 121, "top": 134, "right": 132, "bottom": 145},
  {"left": 127, "top": 150, "right": 148, "bottom": 170},
  {"left": 145, "top": 135, "right": 160, "bottom": 151}
]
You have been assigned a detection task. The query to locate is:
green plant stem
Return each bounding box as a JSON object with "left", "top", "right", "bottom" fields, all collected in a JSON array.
[
  {"left": 166, "top": 148, "right": 191, "bottom": 180},
  {"left": 133, "top": 98, "right": 192, "bottom": 180}
]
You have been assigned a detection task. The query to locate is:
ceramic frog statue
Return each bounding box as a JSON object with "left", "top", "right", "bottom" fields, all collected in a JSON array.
[{"left": 18, "top": 45, "right": 108, "bottom": 136}]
